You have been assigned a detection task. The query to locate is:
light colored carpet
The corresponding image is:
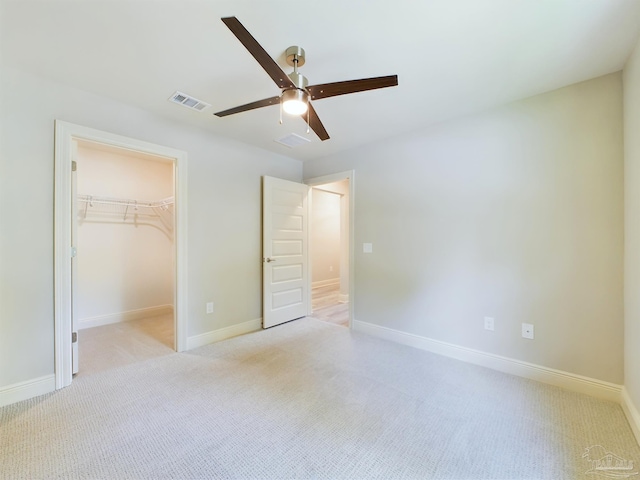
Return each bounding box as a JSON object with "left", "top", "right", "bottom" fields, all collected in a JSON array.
[
  {"left": 77, "top": 313, "right": 174, "bottom": 377},
  {"left": 1, "top": 317, "right": 638, "bottom": 479}
]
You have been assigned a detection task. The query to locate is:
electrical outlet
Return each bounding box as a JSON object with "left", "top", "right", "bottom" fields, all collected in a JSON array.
[
  {"left": 329, "top": 265, "right": 333, "bottom": 272},
  {"left": 484, "top": 317, "right": 494, "bottom": 331},
  {"left": 363, "top": 243, "right": 373, "bottom": 253},
  {"left": 206, "top": 302, "right": 214, "bottom": 314},
  {"left": 522, "top": 323, "right": 534, "bottom": 339}
]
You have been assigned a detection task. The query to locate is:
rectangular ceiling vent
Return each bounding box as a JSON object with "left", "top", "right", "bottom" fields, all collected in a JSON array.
[
  {"left": 275, "top": 133, "right": 311, "bottom": 148},
  {"left": 168, "top": 91, "right": 211, "bottom": 112}
]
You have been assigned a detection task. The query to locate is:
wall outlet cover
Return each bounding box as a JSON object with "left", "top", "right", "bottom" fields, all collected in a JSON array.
[
  {"left": 206, "top": 302, "right": 214, "bottom": 314},
  {"left": 484, "top": 317, "right": 494, "bottom": 331}
]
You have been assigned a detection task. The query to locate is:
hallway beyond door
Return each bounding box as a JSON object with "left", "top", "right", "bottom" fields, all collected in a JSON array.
[{"left": 311, "top": 283, "right": 348, "bottom": 327}]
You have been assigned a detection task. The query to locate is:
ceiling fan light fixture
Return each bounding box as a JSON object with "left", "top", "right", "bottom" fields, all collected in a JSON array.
[
  {"left": 215, "top": 17, "right": 398, "bottom": 141},
  {"left": 282, "top": 89, "right": 308, "bottom": 115}
]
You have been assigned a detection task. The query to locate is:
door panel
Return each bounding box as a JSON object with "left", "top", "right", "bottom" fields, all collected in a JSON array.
[
  {"left": 272, "top": 240, "right": 303, "bottom": 256},
  {"left": 263, "top": 176, "right": 309, "bottom": 328},
  {"left": 272, "top": 264, "right": 303, "bottom": 283}
]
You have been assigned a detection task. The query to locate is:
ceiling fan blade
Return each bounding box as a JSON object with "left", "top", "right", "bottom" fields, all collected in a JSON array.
[
  {"left": 307, "top": 75, "right": 398, "bottom": 101},
  {"left": 221, "top": 17, "right": 295, "bottom": 89},
  {"left": 214, "top": 96, "right": 281, "bottom": 117},
  {"left": 302, "top": 103, "right": 330, "bottom": 141}
]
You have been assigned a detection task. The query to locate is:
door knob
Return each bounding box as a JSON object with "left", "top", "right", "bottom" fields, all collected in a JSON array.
[{"left": 265, "top": 258, "right": 277, "bottom": 263}]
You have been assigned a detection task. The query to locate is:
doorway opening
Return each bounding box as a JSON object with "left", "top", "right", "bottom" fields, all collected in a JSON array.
[
  {"left": 306, "top": 172, "right": 354, "bottom": 328},
  {"left": 74, "top": 140, "right": 176, "bottom": 376},
  {"left": 54, "top": 121, "right": 188, "bottom": 389}
]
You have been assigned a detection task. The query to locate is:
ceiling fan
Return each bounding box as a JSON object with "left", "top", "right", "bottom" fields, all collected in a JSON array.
[{"left": 214, "top": 17, "right": 398, "bottom": 141}]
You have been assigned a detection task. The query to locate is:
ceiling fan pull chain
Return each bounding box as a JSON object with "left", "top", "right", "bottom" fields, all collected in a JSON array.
[
  {"left": 307, "top": 102, "right": 310, "bottom": 134},
  {"left": 279, "top": 99, "right": 283, "bottom": 125}
]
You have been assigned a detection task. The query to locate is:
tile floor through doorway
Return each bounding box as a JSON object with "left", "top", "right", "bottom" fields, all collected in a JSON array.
[{"left": 310, "top": 283, "right": 349, "bottom": 327}]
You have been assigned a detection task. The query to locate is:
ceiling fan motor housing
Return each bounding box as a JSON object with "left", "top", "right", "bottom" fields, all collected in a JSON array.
[
  {"left": 286, "top": 45, "right": 308, "bottom": 94},
  {"left": 288, "top": 71, "right": 308, "bottom": 90}
]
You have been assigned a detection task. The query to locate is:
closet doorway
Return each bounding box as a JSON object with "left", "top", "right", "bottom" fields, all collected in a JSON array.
[
  {"left": 74, "top": 140, "right": 176, "bottom": 376},
  {"left": 54, "top": 121, "right": 188, "bottom": 390}
]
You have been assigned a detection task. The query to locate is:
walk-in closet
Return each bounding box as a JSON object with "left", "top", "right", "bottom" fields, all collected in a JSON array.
[{"left": 75, "top": 140, "right": 175, "bottom": 375}]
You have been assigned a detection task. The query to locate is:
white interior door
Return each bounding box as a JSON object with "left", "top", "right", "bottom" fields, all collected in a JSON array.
[
  {"left": 71, "top": 140, "right": 79, "bottom": 374},
  {"left": 263, "top": 176, "right": 309, "bottom": 328}
]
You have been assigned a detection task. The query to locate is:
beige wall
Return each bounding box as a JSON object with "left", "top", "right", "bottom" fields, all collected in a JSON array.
[
  {"left": 76, "top": 143, "right": 174, "bottom": 322},
  {"left": 0, "top": 66, "right": 302, "bottom": 388},
  {"left": 311, "top": 188, "right": 341, "bottom": 285},
  {"left": 304, "top": 73, "right": 624, "bottom": 383},
  {"left": 624, "top": 36, "right": 640, "bottom": 410}
]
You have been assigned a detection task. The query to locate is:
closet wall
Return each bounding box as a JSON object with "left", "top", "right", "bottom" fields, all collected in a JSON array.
[{"left": 76, "top": 141, "right": 174, "bottom": 328}]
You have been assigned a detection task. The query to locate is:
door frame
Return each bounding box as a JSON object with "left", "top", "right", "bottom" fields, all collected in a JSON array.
[
  {"left": 53, "top": 120, "right": 188, "bottom": 389},
  {"left": 305, "top": 170, "right": 355, "bottom": 328}
]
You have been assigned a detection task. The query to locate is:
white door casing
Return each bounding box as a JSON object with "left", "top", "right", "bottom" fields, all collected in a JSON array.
[
  {"left": 54, "top": 120, "right": 188, "bottom": 389},
  {"left": 263, "top": 176, "right": 309, "bottom": 328}
]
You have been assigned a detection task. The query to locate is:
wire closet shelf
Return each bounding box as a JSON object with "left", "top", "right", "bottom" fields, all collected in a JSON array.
[{"left": 77, "top": 194, "right": 174, "bottom": 226}]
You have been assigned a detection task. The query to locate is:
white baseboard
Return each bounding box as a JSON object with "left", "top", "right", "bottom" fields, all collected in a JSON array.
[
  {"left": 338, "top": 293, "right": 349, "bottom": 304},
  {"left": 79, "top": 304, "right": 174, "bottom": 330},
  {"left": 622, "top": 387, "right": 640, "bottom": 446},
  {"left": 0, "top": 374, "right": 56, "bottom": 408},
  {"left": 352, "top": 319, "right": 622, "bottom": 403},
  {"left": 187, "top": 318, "right": 262, "bottom": 350},
  {"left": 312, "top": 279, "right": 340, "bottom": 289}
]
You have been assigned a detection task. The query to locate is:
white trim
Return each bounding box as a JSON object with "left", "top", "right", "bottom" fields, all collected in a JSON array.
[
  {"left": 352, "top": 319, "right": 622, "bottom": 403},
  {"left": 54, "top": 120, "right": 188, "bottom": 390},
  {"left": 312, "top": 279, "right": 340, "bottom": 289},
  {"left": 622, "top": 387, "right": 640, "bottom": 446},
  {"left": 79, "top": 305, "right": 174, "bottom": 330},
  {"left": 305, "top": 170, "right": 355, "bottom": 329},
  {"left": 54, "top": 124, "right": 74, "bottom": 389},
  {"left": 187, "top": 318, "right": 262, "bottom": 350},
  {"left": 0, "top": 375, "right": 56, "bottom": 408}
]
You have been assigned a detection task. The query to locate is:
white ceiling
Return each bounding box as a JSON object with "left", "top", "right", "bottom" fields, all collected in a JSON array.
[{"left": 2, "top": 0, "right": 640, "bottom": 161}]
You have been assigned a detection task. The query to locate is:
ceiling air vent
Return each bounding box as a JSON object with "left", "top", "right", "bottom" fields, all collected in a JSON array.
[
  {"left": 274, "top": 133, "right": 311, "bottom": 148},
  {"left": 168, "top": 91, "right": 211, "bottom": 112}
]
